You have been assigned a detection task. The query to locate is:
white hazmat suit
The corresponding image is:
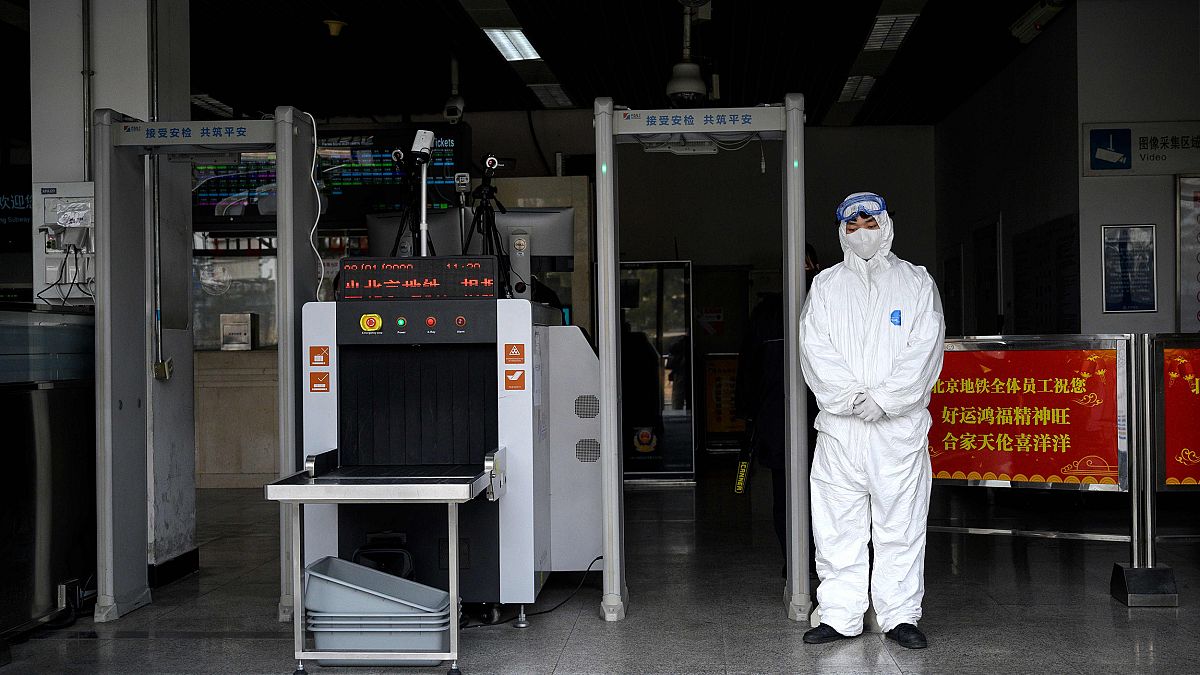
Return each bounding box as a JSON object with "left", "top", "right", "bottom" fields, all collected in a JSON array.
[{"left": 799, "top": 197, "right": 945, "bottom": 636}]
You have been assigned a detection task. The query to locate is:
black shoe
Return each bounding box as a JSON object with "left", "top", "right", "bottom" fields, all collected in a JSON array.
[
  {"left": 885, "top": 623, "right": 927, "bottom": 649},
  {"left": 803, "top": 623, "right": 852, "bottom": 644}
]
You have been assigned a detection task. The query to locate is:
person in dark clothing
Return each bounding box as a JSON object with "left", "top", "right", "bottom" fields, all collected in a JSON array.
[
  {"left": 736, "top": 244, "right": 822, "bottom": 576},
  {"left": 666, "top": 335, "right": 691, "bottom": 410},
  {"left": 621, "top": 319, "right": 664, "bottom": 458}
]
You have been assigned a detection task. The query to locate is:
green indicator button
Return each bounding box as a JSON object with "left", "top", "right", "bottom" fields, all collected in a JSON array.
[{"left": 396, "top": 317, "right": 407, "bottom": 328}]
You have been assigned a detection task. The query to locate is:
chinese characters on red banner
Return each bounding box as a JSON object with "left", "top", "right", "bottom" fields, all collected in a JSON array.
[
  {"left": 1162, "top": 349, "right": 1200, "bottom": 487},
  {"left": 928, "top": 349, "right": 1120, "bottom": 486}
]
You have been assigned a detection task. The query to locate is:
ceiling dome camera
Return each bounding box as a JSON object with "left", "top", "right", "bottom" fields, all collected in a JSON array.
[{"left": 666, "top": 62, "right": 707, "bottom": 107}]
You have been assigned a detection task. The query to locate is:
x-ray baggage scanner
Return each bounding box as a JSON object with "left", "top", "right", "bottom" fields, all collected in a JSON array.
[{"left": 267, "top": 255, "right": 602, "bottom": 672}]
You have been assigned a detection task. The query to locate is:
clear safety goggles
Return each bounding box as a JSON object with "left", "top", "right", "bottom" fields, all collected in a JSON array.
[{"left": 835, "top": 193, "right": 887, "bottom": 223}]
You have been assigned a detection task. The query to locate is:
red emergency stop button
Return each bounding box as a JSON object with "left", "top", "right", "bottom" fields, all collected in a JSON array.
[
  {"left": 455, "top": 316, "right": 467, "bottom": 328},
  {"left": 426, "top": 317, "right": 437, "bottom": 328}
]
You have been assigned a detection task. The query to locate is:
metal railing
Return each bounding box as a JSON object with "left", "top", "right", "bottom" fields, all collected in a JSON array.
[{"left": 925, "top": 333, "right": 1185, "bottom": 606}]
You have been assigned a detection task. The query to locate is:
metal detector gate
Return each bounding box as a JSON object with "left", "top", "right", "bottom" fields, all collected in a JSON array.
[
  {"left": 92, "top": 107, "right": 317, "bottom": 620},
  {"left": 593, "top": 95, "right": 810, "bottom": 621}
]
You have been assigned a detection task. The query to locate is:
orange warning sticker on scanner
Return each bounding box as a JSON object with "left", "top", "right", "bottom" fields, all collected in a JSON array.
[
  {"left": 504, "top": 343, "right": 526, "bottom": 364},
  {"left": 309, "top": 346, "right": 330, "bottom": 367},
  {"left": 309, "top": 372, "right": 330, "bottom": 393},
  {"left": 504, "top": 370, "right": 526, "bottom": 390}
]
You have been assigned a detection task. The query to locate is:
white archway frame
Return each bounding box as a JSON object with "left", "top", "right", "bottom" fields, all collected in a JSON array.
[{"left": 592, "top": 95, "right": 811, "bottom": 621}]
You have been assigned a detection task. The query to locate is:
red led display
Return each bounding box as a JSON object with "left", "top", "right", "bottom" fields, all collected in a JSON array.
[{"left": 339, "top": 257, "right": 498, "bottom": 300}]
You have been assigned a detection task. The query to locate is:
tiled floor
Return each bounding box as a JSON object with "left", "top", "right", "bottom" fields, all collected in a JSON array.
[{"left": 5, "top": 463, "right": 1200, "bottom": 674}]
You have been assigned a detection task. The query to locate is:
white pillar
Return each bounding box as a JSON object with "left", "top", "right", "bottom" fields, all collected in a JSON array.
[{"left": 31, "top": 0, "right": 195, "bottom": 620}]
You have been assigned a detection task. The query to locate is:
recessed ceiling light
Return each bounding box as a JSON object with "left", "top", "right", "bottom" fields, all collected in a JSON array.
[
  {"left": 484, "top": 28, "right": 542, "bottom": 61},
  {"left": 528, "top": 83, "right": 573, "bottom": 109},
  {"left": 838, "top": 75, "right": 876, "bottom": 102},
  {"left": 863, "top": 14, "right": 918, "bottom": 51}
]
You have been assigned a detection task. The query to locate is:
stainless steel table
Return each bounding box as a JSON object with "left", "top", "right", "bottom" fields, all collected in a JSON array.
[{"left": 266, "top": 449, "right": 505, "bottom": 675}]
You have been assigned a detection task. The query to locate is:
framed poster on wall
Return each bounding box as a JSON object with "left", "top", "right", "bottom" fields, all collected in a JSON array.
[
  {"left": 1177, "top": 176, "right": 1200, "bottom": 331},
  {"left": 1102, "top": 224, "right": 1157, "bottom": 313}
]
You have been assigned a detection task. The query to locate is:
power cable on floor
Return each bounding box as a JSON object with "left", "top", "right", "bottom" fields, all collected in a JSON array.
[{"left": 462, "top": 555, "right": 603, "bottom": 629}]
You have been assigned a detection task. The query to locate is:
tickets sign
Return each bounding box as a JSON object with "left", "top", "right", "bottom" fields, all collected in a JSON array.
[
  {"left": 927, "top": 349, "right": 1121, "bottom": 487},
  {"left": 1162, "top": 348, "right": 1200, "bottom": 487}
]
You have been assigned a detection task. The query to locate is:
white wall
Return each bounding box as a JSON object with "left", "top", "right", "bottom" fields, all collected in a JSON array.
[
  {"left": 30, "top": 0, "right": 88, "bottom": 183},
  {"left": 1077, "top": 0, "right": 1200, "bottom": 333}
]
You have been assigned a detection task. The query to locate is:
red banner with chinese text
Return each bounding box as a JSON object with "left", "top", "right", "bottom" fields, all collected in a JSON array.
[
  {"left": 1162, "top": 349, "right": 1200, "bottom": 487},
  {"left": 927, "top": 349, "right": 1120, "bottom": 486}
]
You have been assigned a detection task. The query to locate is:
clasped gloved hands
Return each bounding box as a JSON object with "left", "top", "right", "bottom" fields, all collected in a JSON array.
[{"left": 852, "top": 392, "right": 885, "bottom": 423}]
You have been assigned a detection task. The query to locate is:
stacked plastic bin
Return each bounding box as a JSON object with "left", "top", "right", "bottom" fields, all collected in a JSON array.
[{"left": 304, "top": 556, "right": 452, "bottom": 666}]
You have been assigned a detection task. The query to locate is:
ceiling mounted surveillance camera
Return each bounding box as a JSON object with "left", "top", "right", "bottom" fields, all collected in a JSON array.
[
  {"left": 666, "top": 63, "right": 707, "bottom": 107},
  {"left": 444, "top": 94, "right": 465, "bottom": 124},
  {"left": 666, "top": 2, "right": 708, "bottom": 107}
]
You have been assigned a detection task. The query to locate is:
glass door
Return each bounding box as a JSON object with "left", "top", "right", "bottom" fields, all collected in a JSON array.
[{"left": 620, "top": 261, "right": 694, "bottom": 480}]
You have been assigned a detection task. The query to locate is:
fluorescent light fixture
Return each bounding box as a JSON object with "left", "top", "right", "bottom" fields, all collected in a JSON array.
[
  {"left": 864, "top": 14, "right": 918, "bottom": 50},
  {"left": 528, "top": 83, "right": 574, "bottom": 109},
  {"left": 190, "top": 94, "right": 234, "bottom": 118},
  {"left": 838, "top": 75, "right": 876, "bottom": 102},
  {"left": 484, "top": 28, "right": 541, "bottom": 61}
]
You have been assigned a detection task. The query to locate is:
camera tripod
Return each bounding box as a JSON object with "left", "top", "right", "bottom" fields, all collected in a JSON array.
[{"left": 464, "top": 160, "right": 515, "bottom": 298}]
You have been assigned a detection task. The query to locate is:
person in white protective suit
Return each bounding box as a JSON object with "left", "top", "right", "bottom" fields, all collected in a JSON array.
[{"left": 798, "top": 192, "right": 945, "bottom": 650}]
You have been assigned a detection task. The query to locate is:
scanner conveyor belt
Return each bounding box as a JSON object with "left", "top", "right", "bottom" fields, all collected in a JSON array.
[{"left": 266, "top": 463, "right": 492, "bottom": 505}]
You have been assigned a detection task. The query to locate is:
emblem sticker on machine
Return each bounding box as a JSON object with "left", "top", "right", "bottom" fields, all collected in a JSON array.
[
  {"left": 309, "top": 346, "right": 330, "bottom": 366},
  {"left": 309, "top": 372, "right": 331, "bottom": 393},
  {"left": 504, "top": 370, "right": 526, "bottom": 390},
  {"left": 504, "top": 344, "right": 526, "bottom": 364},
  {"left": 359, "top": 314, "right": 382, "bottom": 332}
]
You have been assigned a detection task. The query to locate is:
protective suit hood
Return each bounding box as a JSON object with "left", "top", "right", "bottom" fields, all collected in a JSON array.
[{"left": 836, "top": 191, "right": 895, "bottom": 267}]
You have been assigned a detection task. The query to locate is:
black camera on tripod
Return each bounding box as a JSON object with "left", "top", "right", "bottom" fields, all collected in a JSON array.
[{"left": 482, "top": 154, "right": 505, "bottom": 174}]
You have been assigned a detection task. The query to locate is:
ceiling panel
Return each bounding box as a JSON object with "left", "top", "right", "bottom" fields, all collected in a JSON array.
[{"left": 187, "top": 0, "right": 1057, "bottom": 126}]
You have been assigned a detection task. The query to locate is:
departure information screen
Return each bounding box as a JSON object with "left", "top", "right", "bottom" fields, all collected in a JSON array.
[
  {"left": 339, "top": 256, "right": 498, "bottom": 300},
  {"left": 193, "top": 124, "right": 470, "bottom": 226}
]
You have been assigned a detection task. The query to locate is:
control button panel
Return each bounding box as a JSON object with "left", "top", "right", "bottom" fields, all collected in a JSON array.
[{"left": 337, "top": 300, "right": 497, "bottom": 345}]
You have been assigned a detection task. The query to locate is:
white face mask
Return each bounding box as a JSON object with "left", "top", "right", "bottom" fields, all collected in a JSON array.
[{"left": 846, "top": 227, "right": 884, "bottom": 260}]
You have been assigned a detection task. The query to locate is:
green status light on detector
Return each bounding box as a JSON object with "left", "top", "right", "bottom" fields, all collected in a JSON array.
[{"left": 396, "top": 317, "right": 407, "bottom": 328}]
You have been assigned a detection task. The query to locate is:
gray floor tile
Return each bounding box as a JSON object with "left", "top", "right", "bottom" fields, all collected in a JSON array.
[{"left": 8, "top": 483, "right": 1200, "bottom": 675}]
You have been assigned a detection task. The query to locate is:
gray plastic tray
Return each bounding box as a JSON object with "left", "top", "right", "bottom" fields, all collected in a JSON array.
[
  {"left": 307, "top": 610, "right": 450, "bottom": 619},
  {"left": 311, "top": 623, "right": 449, "bottom": 668},
  {"left": 307, "top": 616, "right": 451, "bottom": 627},
  {"left": 304, "top": 556, "right": 451, "bottom": 614}
]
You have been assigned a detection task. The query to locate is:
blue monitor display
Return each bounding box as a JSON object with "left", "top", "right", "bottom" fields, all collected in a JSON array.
[{"left": 193, "top": 124, "right": 471, "bottom": 229}]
